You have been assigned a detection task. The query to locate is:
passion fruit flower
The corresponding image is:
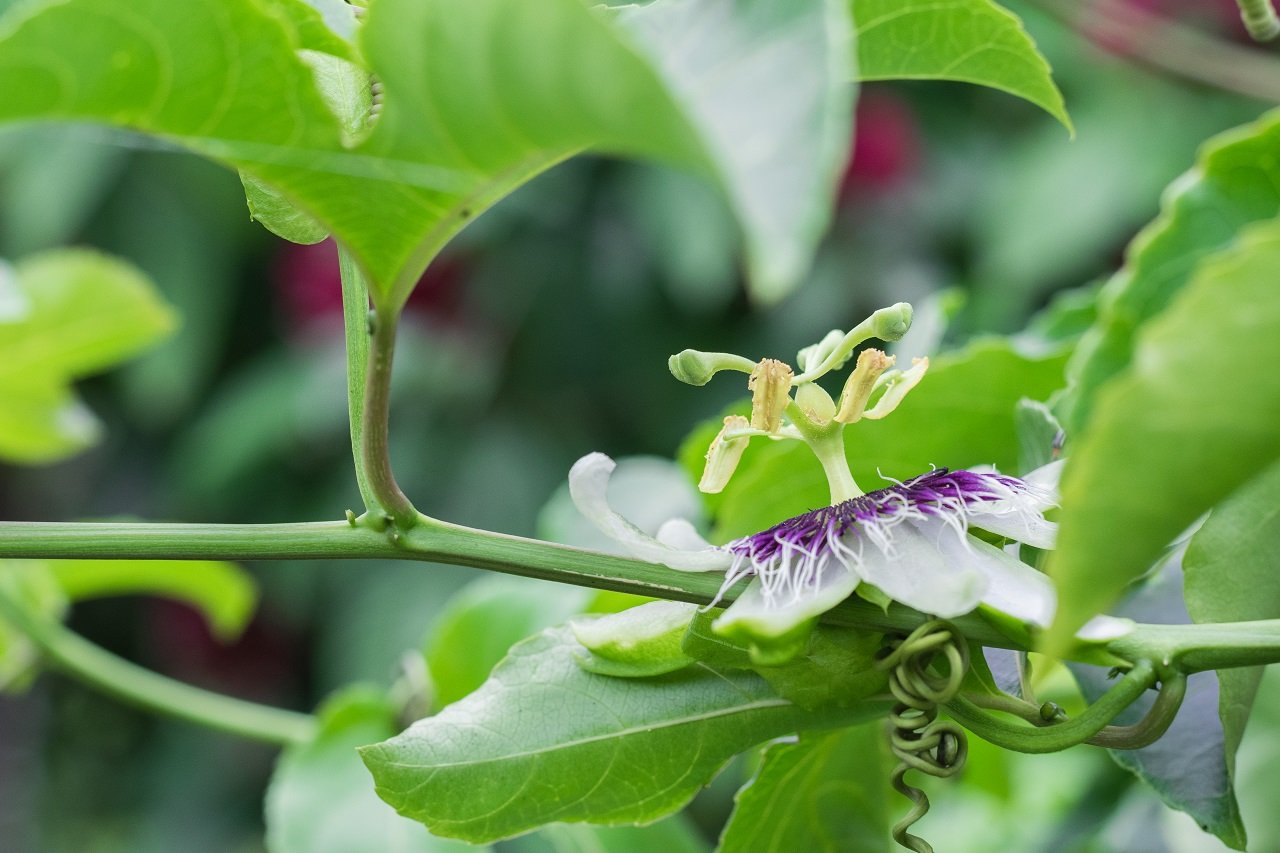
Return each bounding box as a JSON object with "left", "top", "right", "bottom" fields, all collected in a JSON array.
[
  {"left": 568, "top": 302, "right": 1075, "bottom": 658},
  {"left": 569, "top": 453, "right": 1060, "bottom": 641}
]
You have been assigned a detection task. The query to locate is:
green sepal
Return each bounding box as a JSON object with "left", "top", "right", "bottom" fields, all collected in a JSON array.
[{"left": 570, "top": 601, "right": 697, "bottom": 678}]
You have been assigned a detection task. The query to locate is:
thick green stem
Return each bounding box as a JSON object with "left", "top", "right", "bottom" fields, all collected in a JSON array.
[
  {"left": 0, "top": 584, "right": 315, "bottom": 745},
  {"left": 338, "top": 246, "right": 377, "bottom": 511},
  {"left": 946, "top": 660, "right": 1159, "bottom": 754},
  {"left": 1087, "top": 671, "right": 1187, "bottom": 750},
  {"left": 4, "top": 521, "right": 1280, "bottom": 672},
  {"left": 785, "top": 401, "right": 861, "bottom": 502},
  {"left": 1111, "top": 621, "right": 1280, "bottom": 674},
  {"left": 0, "top": 519, "right": 1010, "bottom": 646},
  {"left": 361, "top": 306, "right": 417, "bottom": 529},
  {"left": 810, "top": 431, "right": 862, "bottom": 503}
]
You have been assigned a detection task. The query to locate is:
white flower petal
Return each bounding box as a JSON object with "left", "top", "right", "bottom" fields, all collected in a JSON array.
[
  {"left": 656, "top": 518, "right": 716, "bottom": 551},
  {"left": 923, "top": 525, "right": 1056, "bottom": 626},
  {"left": 713, "top": 564, "right": 858, "bottom": 638},
  {"left": 1023, "top": 458, "right": 1065, "bottom": 498},
  {"left": 846, "top": 521, "right": 987, "bottom": 618},
  {"left": 569, "top": 453, "right": 731, "bottom": 571},
  {"left": 967, "top": 508, "right": 1058, "bottom": 549}
]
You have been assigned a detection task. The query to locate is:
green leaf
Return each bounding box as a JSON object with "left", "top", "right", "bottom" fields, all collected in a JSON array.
[
  {"left": 1185, "top": 459, "right": 1280, "bottom": 795},
  {"left": 0, "top": 249, "right": 176, "bottom": 463},
  {"left": 424, "top": 575, "right": 589, "bottom": 708},
  {"left": 1059, "top": 109, "right": 1280, "bottom": 435},
  {"left": 266, "top": 686, "right": 482, "bottom": 853},
  {"left": 0, "top": 0, "right": 854, "bottom": 305},
  {"left": 263, "top": 0, "right": 358, "bottom": 61},
  {"left": 851, "top": 0, "right": 1068, "bottom": 129},
  {"left": 681, "top": 339, "right": 1069, "bottom": 541},
  {"left": 1045, "top": 219, "right": 1280, "bottom": 651},
  {"left": 361, "top": 625, "right": 885, "bottom": 843},
  {"left": 719, "top": 724, "right": 891, "bottom": 852},
  {"left": 47, "top": 559, "right": 257, "bottom": 642},
  {"left": 0, "top": 561, "right": 66, "bottom": 693}
]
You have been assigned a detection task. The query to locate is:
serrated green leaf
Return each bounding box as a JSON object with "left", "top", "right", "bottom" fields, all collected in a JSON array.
[
  {"left": 362, "top": 625, "right": 886, "bottom": 843},
  {"left": 1185, "top": 460, "right": 1280, "bottom": 796},
  {"left": 851, "top": 0, "right": 1068, "bottom": 129},
  {"left": 425, "top": 575, "right": 589, "bottom": 709},
  {"left": 1045, "top": 219, "right": 1280, "bottom": 652},
  {"left": 0, "top": 0, "right": 854, "bottom": 305},
  {"left": 680, "top": 339, "right": 1069, "bottom": 542},
  {"left": 719, "top": 724, "right": 891, "bottom": 853},
  {"left": 47, "top": 559, "right": 257, "bottom": 642},
  {"left": 0, "top": 249, "right": 175, "bottom": 463},
  {"left": 266, "top": 686, "right": 482, "bottom": 853},
  {"left": 1059, "top": 109, "right": 1280, "bottom": 435}
]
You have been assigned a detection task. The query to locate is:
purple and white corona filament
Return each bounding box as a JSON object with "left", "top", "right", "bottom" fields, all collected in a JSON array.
[
  {"left": 716, "top": 467, "right": 1059, "bottom": 633},
  {"left": 568, "top": 453, "right": 1063, "bottom": 640}
]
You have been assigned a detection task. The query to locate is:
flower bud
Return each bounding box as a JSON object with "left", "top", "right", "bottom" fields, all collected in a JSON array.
[
  {"left": 700, "top": 415, "right": 751, "bottom": 494},
  {"left": 668, "top": 349, "right": 756, "bottom": 386},
  {"left": 748, "top": 359, "right": 793, "bottom": 433},
  {"left": 834, "top": 348, "right": 895, "bottom": 423},
  {"left": 871, "top": 301, "right": 913, "bottom": 342},
  {"left": 863, "top": 356, "right": 929, "bottom": 420}
]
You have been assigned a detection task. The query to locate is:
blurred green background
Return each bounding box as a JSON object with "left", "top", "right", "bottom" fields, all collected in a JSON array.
[{"left": 2, "top": 2, "right": 1278, "bottom": 851}]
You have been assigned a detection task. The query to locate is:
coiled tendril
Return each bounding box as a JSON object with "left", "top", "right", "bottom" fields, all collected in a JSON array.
[{"left": 874, "top": 620, "right": 970, "bottom": 853}]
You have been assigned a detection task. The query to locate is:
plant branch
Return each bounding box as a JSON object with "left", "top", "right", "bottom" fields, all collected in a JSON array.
[
  {"left": 4, "top": 519, "right": 1280, "bottom": 672},
  {"left": 1028, "top": 0, "right": 1280, "bottom": 103},
  {"left": 0, "top": 583, "right": 315, "bottom": 745},
  {"left": 0, "top": 518, "right": 1013, "bottom": 645},
  {"left": 946, "top": 659, "right": 1158, "bottom": 753},
  {"left": 360, "top": 305, "right": 417, "bottom": 529},
  {"left": 1087, "top": 671, "right": 1187, "bottom": 749}
]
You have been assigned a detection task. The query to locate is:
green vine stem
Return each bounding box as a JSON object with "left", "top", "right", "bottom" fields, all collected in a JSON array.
[
  {"left": 3, "top": 519, "right": 1280, "bottom": 675},
  {"left": 956, "top": 667, "right": 1187, "bottom": 753},
  {"left": 946, "top": 660, "right": 1160, "bottom": 753},
  {"left": 0, "top": 518, "right": 1018, "bottom": 647},
  {"left": 360, "top": 305, "right": 418, "bottom": 530},
  {"left": 1086, "top": 671, "right": 1187, "bottom": 750},
  {"left": 0, "top": 584, "right": 316, "bottom": 745}
]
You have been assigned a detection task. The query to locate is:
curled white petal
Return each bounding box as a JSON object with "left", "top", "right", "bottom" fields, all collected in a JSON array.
[
  {"left": 656, "top": 518, "right": 716, "bottom": 551},
  {"left": 569, "top": 453, "right": 731, "bottom": 572}
]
